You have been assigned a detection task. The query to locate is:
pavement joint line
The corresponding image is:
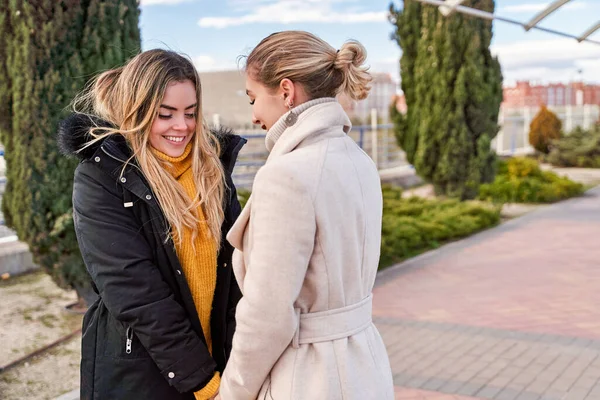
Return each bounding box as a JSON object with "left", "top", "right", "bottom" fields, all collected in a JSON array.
[{"left": 374, "top": 316, "right": 600, "bottom": 348}]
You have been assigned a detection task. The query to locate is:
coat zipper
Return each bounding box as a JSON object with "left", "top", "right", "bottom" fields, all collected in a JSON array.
[{"left": 126, "top": 326, "right": 133, "bottom": 354}]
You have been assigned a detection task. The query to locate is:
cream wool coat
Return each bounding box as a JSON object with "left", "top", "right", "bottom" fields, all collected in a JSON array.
[{"left": 220, "top": 98, "right": 394, "bottom": 400}]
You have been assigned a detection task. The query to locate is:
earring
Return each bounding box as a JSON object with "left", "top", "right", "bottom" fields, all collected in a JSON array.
[{"left": 284, "top": 99, "right": 297, "bottom": 126}]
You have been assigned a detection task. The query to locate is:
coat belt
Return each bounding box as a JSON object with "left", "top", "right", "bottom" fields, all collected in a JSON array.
[{"left": 292, "top": 294, "right": 373, "bottom": 349}]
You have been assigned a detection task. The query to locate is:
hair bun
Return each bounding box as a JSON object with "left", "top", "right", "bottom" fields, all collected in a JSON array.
[{"left": 333, "top": 40, "right": 371, "bottom": 101}]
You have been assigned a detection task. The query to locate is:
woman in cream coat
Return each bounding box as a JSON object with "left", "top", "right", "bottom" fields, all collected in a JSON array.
[{"left": 218, "top": 31, "right": 394, "bottom": 400}]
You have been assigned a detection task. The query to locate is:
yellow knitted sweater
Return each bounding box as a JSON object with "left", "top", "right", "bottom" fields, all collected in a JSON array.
[{"left": 153, "top": 144, "right": 220, "bottom": 400}]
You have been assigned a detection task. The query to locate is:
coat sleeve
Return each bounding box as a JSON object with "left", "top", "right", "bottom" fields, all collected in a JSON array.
[
  {"left": 72, "top": 161, "right": 216, "bottom": 393},
  {"left": 219, "top": 164, "right": 316, "bottom": 400}
]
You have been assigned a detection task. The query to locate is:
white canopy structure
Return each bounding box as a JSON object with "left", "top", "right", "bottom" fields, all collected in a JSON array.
[{"left": 414, "top": 0, "right": 600, "bottom": 45}]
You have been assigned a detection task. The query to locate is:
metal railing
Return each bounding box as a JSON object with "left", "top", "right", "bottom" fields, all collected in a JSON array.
[{"left": 233, "top": 124, "right": 408, "bottom": 189}]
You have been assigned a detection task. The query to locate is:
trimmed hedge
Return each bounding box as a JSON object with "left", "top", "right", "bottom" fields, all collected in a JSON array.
[
  {"left": 380, "top": 186, "right": 500, "bottom": 268},
  {"left": 479, "top": 158, "right": 584, "bottom": 203}
]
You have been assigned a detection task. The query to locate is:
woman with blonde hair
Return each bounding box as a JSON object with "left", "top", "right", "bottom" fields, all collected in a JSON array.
[
  {"left": 218, "top": 31, "right": 394, "bottom": 399},
  {"left": 58, "top": 49, "right": 245, "bottom": 399}
]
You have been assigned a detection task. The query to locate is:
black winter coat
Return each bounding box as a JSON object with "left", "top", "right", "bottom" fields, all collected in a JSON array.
[{"left": 58, "top": 114, "right": 246, "bottom": 399}]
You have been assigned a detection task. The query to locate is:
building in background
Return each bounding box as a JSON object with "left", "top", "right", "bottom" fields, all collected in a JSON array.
[
  {"left": 393, "top": 80, "right": 600, "bottom": 156},
  {"left": 503, "top": 81, "right": 600, "bottom": 108},
  {"left": 201, "top": 70, "right": 399, "bottom": 129},
  {"left": 199, "top": 70, "right": 253, "bottom": 129},
  {"left": 497, "top": 81, "right": 600, "bottom": 156},
  {"left": 342, "top": 72, "right": 398, "bottom": 125}
]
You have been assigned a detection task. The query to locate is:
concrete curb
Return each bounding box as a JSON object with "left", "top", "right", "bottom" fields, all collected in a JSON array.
[
  {"left": 379, "top": 165, "right": 423, "bottom": 188},
  {"left": 0, "top": 238, "right": 39, "bottom": 276}
]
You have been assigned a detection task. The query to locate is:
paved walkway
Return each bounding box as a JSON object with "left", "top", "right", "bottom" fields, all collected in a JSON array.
[{"left": 374, "top": 186, "right": 600, "bottom": 400}]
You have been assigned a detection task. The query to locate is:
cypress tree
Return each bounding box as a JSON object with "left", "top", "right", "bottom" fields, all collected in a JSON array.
[
  {"left": 0, "top": 1, "right": 11, "bottom": 139},
  {"left": 0, "top": 0, "right": 140, "bottom": 302},
  {"left": 389, "top": 0, "right": 503, "bottom": 199}
]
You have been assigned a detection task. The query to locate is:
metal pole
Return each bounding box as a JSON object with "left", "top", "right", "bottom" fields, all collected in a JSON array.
[
  {"left": 524, "top": 0, "right": 572, "bottom": 31},
  {"left": 371, "top": 109, "right": 379, "bottom": 169},
  {"left": 358, "top": 127, "right": 364, "bottom": 149},
  {"left": 497, "top": 108, "right": 505, "bottom": 154},
  {"left": 524, "top": 107, "right": 532, "bottom": 153}
]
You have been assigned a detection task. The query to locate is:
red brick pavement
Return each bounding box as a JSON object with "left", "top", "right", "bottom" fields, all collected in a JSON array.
[
  {"left": 374, "top": 196, "right": 600, "bottom": 340},
  {"left": 395, "top": 386, "right": 481, "bottom": 399}
]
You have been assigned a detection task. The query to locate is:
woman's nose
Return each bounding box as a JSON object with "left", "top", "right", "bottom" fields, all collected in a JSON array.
[{"left": 172, "top": 116, "right": 187, "bottom": 130}]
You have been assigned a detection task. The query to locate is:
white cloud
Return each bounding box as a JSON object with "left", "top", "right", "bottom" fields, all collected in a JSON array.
[
  {"left": 140, "top": 0, "right": 195, "bottom": 5},
  {"left": 501, "top": 66, "right": 599, "bottom": 86},
  {"left": 370, "top": 56, "right": 401, "bottom": 84},
  {"left": 198, "top": 0, "right": 387, "bottom": 29},
  {"left": 227, "top": 0, "right": 283, "bottom": 12},
  {"left": 499, "top": 1, "right": 588, "bottom": 14},
  {"left": 575, "top": 58, "right": 600, "bottom": 71},
  {"left": 193, "top": 55, "right": 238, "bottom": 72},
  {"left": 193, "top": 55, "right": 216, "bottom": 70},
  {"left": 492, "top": 38, "right": 600, "bottom": 84},
  {"left": 492, "top": 38, "right": 600, "bottom": 69}
]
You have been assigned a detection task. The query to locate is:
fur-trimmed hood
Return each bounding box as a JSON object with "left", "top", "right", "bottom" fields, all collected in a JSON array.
[{"left": 57, "top": 113, "right": 246, "bottom": 173}]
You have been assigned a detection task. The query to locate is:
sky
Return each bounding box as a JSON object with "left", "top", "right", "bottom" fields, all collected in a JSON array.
[{"left": 138, "top": 0, "right": 600, "bottom": 87}]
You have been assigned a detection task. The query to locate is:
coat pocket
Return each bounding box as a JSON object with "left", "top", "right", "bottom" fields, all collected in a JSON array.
[{"left": 101, "top": 315, "right": 151, "bottom": 359}]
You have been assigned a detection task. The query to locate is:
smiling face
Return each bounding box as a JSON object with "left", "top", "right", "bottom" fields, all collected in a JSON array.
[{"left": 149, "top": 80, "right": 197, "bottom": 157}]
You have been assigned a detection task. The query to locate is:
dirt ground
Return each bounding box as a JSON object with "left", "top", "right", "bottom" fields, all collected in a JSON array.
[
  {"left": 0, "top": 335, "right": 80, "bottom": 400},
  {"left": 0, "top": 271, "right": 82, "bottom": 399}
]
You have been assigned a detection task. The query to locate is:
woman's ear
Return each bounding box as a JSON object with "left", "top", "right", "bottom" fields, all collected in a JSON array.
[{"left": 280, "top": 78, "right": 295, "bottom": 105}]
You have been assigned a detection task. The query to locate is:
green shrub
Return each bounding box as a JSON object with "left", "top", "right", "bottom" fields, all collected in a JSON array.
[
  {"left": 547, "top": 125, "right": 600, "bottom": 168},
  {"left": 237, "top": 185, "right": 501, "bottom": 270},
  {"left": 380, "top": 185, "right": 500, "bottom": 268},
  {"left": 479, "top": 158, "right": 584, "bottom": 203},
  {"left": 506, "top": 157, "right": 543, "bottom": 179},
  {"left": 237, "top": 188, "right": 251, "bottom": 208}
]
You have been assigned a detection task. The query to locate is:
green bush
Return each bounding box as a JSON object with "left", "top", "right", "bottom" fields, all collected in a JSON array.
[
  {"left": 479, "top": 158, "right": 584, "bottom": 203},
  {"left": 380, "top": 186, "right": 500, "bottom": 268},
  {"left": 237, "top": 185, "right": 500, "bottom": 270},
  {"left": 547, "top": 125, "right": 600, "bottom": 168},
  {"left": 237, "top": 188, "right": 251, "bottom": 208}
]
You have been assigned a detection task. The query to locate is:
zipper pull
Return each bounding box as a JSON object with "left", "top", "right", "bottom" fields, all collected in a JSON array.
[{"left": 126, "top": 326, "right": 133, "bottom": 354}]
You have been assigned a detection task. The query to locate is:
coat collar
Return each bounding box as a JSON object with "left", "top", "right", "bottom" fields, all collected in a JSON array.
[
  {"left": 226, "top": 99, "right": 351, "bottom": 251},
  {"left": 265, "top": 98, "right": 351, "bottom": 160},
  {"left": 57, "top": 112, "right": 246, "bottom": 176}
]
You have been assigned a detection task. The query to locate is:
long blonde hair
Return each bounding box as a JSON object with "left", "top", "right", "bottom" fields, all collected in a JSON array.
[
  {"left": 245, "top": 30, "right": 372, "bottom": 100},
  {"left": 73, "top": 49, "right": 225, "bottom": 247}
]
